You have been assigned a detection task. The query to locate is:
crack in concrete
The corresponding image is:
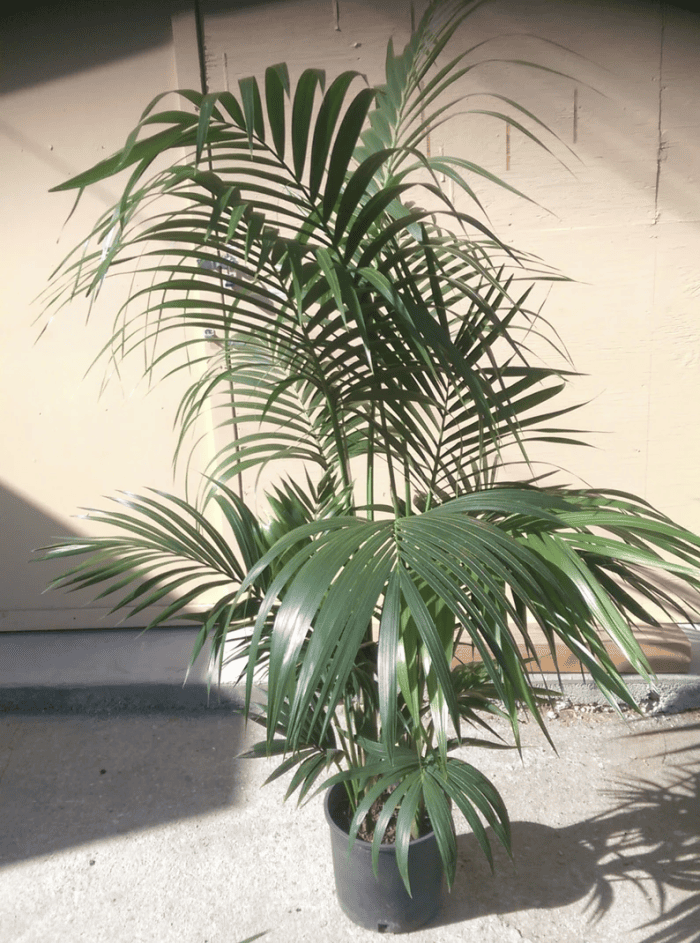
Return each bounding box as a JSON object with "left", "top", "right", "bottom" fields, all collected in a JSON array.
[
  {"left": 653, "top": 5, "right": 666, "bottom": 225},
  {"left": 494, "top": 915, "right": 533, "bottom": 942}
]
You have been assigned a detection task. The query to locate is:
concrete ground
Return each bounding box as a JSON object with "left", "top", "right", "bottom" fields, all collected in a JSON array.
[{"left": 1, "top": 691, "right": 700, "bottom": 942}]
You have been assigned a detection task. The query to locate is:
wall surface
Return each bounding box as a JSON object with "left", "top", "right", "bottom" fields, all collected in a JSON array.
[
  {"left": 1, "top": 1, "right": 193, "bottom": 630},
  {"left": 203, "top": 0, "right": 700, "bottom": 694},
  {"left": 2, "top": 0, "right": 700, "bottom": 642},
  {"left": 199, "top": 0, "right": 700, "bottom": 524}
]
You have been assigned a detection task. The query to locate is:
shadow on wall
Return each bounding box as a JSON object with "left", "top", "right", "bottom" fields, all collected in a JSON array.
[
  {"left": 0, "top": 0, "right": 174, "bottom": 95},
  {"left": 1, "top": 480, "right": 177, "bottom": 628},
  {"left": 0, "top": 710, "right": 247, "bottom": 868},
  {"left": 1, "top": 479, "right": 102, "bottom": 630},
  {"left": 0, "top": 480, "right": 215, "bottom": 686},
  {"left": 2, "top": 0, "right": 698, "bottom": 96}
]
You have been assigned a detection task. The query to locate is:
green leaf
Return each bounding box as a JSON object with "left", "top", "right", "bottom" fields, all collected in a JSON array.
[
  {"left": 398, "top": 567, "right": 460, "bottom": 739},
  {"left": 309, "top": 71, "right": 362, "bottom": 202},
  {"left": 239, "top": 75, "right": 265, "bottom": 148},
  {"left": 196, "top": 92, "right": 225, "bottom": 163},
  {"left": 422, "top": 772, "right": 457, "bottom": 887},
  {"left": 265, "top": 63, "right": 290, "bottom": 158},
  {"left": 378, "top": 570, "right": 401, "bottom": 755},
  {"left": 49, "top": 125, "right": 195, "bottom": 191},
  {"left": 394, "top": 776, "right": 423, "bottom": 894},
  {"left": 370, "top": 776, "right": 414, "bottom": 877},
  {"left": 291, "top": 68, "right": 326, "bottom": 180},
  {"left": 323, "top": 87, "right": 376, "bottom": 220},
  {"left": 333, "top": 149, "right": 395, "bottom": 242}
]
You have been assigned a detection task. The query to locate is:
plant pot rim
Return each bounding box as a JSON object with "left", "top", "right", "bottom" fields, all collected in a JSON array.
[{"left": 323, "top": 781, "right": 438, "bottom": 852}]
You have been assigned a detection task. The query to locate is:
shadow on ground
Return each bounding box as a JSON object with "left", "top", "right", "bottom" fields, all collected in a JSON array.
[
  {"left": 438, "top": 758, "right": 700, "bottom": 943},
  {"left": 0, "top": 706, "right": 246, "bottom": 868}
]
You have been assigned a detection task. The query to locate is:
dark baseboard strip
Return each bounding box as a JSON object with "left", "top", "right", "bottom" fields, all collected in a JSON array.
[
  {"left": 0, "top": 684, "right": 247, "bottom": 714},
  {"left": 3, "top": 677, "right": 700, "bottom": 716}
]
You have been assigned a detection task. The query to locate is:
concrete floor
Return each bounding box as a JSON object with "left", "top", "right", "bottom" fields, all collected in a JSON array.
[{"left": 1, "top": 697, "right": 700, "bottom": 942}]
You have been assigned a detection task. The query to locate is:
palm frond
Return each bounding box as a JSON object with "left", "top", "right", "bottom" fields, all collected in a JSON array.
[{"left": 37, "top": 0, "right": 700, "bottom": 900}]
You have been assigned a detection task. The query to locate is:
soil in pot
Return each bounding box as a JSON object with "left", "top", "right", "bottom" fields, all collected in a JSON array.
[{"left": 324, "top": 782, "right": 445, "bottom": 934}]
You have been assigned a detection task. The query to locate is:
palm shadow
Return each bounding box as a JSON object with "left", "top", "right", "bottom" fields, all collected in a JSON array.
[{"left": 437, "top": 761, "right": 700, "bottom": 943}]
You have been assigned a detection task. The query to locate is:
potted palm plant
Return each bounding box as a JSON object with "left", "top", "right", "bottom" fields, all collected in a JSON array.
[{"left": 38, "top": 0, "right": 700, "bottom": 932}]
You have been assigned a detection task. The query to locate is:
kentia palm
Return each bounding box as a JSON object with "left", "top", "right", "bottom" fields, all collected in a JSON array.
[{"left": 39, "top": 0, "right": 700, "bottom": 907}]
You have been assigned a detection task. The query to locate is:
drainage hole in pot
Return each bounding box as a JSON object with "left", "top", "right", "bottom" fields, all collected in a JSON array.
[{"left": 377, "top": 925, "right": 388, "bottom": 933}]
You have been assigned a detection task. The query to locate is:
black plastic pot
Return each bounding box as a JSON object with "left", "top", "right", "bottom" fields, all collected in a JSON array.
[{"left": 324, "top": 782, "right": 445, "bottom": 933}]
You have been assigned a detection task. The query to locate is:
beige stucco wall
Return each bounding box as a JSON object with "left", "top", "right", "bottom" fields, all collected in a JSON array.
[
  {"left": 1, "top": 1, "right": 187, "bottom": 629},
  {"left": 2, "top": 0, "right": 700, "bottom": 632},
  {"left": 201, "top": 0, "right": 700, "bottom": 524}
]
